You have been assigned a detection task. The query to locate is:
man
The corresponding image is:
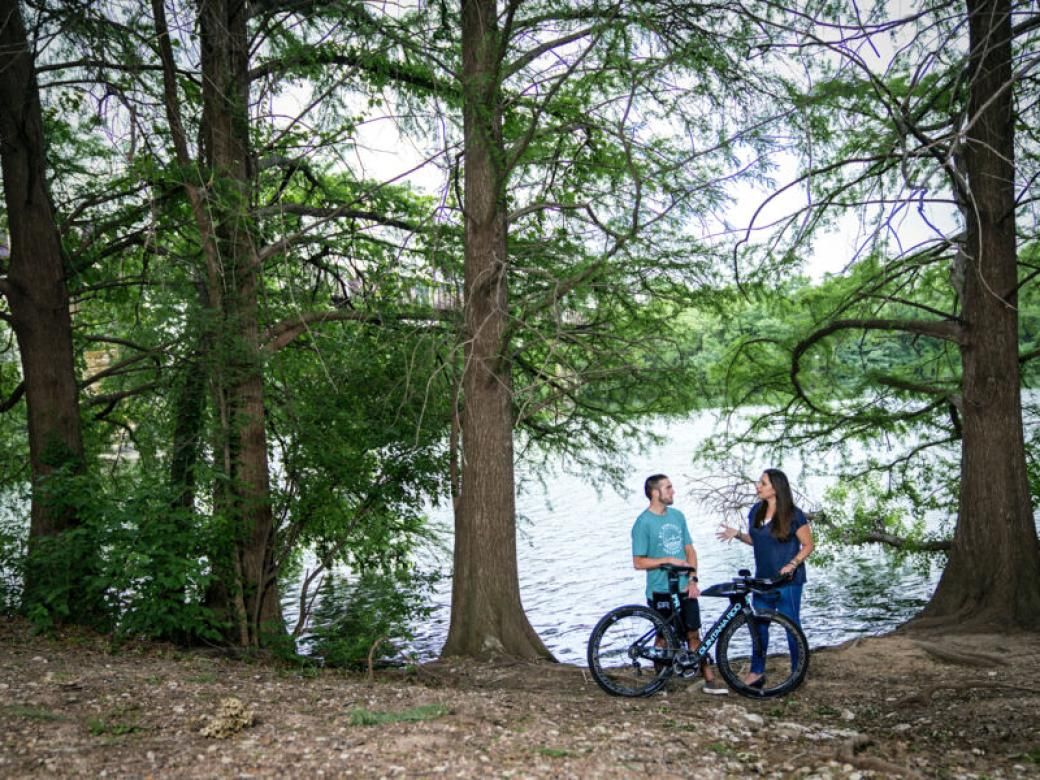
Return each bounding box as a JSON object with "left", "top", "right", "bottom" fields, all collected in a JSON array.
[{"left": 631, "top": 473, "right": 727, "bottom": 695}]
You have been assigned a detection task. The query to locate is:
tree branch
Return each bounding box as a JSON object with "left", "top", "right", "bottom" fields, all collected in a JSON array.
[
  {"left": 847, "top": 528, "right": 950, "bottom": 552},
  {"left": 262, "top": 307, "right": 455, "bottom": 353},
  {"left": 86, "top": 382, "right": 162, "bottom": 417},
  {"left": 791, "top": 318, "right": 965, "bottom": 415},
  {"left": 502, "top": 25, "right": 598, "bottom": 80},
  {"left": 0, "top": 381, "right": 25, "bottom": 413},
  {"left": 253, "top": 204, "right": 419, "bottom": 232},
  {"left": 249, "top": 51, "right": 456, "bottom": 97},
  {"left": 813, "top": 511, "right": 951, "bottom": 552},
  {"left": 79, "top": 350, "right": 165, "bottom": 392},
  {"left": 871, "top": 372, "right": 958, "bottom": 399},
  {"left": 506, "top": 200, "right": 588, "bottom": 223}
]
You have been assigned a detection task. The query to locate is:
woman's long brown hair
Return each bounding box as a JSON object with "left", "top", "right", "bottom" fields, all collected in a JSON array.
[{"left": 751, "top": 468, "right": 796, "bottom": 540}]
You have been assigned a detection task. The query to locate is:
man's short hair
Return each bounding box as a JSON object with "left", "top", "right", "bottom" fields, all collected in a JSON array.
[{"left": 645, "top": 474, "right": 668, "bottom": 500}]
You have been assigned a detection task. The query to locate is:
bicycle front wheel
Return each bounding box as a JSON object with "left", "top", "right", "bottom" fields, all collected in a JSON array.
[
  {"left": 587, "top": 605, "right": 677, "bottom": 697},
  {"left": 715, "top": 610, "right": 809, "bottom": 699}
]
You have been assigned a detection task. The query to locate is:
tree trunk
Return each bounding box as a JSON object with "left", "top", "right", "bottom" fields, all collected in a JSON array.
[
  {"left": 441, "top": 0, "right": 553, "bottom": 660},
  {"left": 198, "top": 0, "right": 282, "bottom": 645},
  {"left": 152, "top": 0, "right": 280, "bottom": 646},
  {"left": 0, "top": 0, "right": 91, "bottom": 609},
  {"left": 916, "top": 0, "right": 1040, "bottom": 630}
]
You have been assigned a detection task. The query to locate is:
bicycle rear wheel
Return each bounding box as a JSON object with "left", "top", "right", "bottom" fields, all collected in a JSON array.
[
  {"left": 715, "top": 610, "right": 809, "bottom": 698},
  {"left": 587, "top": 605, "right": 677, "bottom": 697}
]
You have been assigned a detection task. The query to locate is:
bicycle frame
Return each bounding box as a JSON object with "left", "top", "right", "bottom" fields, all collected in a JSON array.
[{"left": 653, "top": 571, "right": 763, "bottom": 675}]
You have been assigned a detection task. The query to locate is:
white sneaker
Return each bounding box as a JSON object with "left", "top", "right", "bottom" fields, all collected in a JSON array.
[{"left": 701, "top": 678, "right": 729, "bottom": 695}]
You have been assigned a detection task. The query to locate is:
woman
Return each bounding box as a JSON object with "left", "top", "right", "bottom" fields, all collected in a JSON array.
[{"left": 716, "top": 468, "right": 814, "bottom": 686}]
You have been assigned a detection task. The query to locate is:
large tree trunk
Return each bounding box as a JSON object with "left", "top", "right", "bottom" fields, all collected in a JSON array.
[
  {"left": 0, "top": 0, "right": 90, "bottom": 608},
  {"left": 198, "top": 0, "right": 282, "bottom": 645},
  {"left": 441, "top": 0, "right": 552, "bottom": 660},
  {"left": 916, "top": 0, "right": 1040, "bottom": 630},
  {"left": 153, "top": 0, "right": 281, "bottom": 645}
]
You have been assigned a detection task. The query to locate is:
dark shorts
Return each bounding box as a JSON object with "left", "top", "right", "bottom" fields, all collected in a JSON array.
[{"left": 648, "top": 591, "right": 702, "bottom": 633}]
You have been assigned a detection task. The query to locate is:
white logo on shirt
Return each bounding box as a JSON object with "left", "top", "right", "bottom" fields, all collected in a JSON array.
[{"left": 659, "top": 525, "right": 683, "bottom": 555}]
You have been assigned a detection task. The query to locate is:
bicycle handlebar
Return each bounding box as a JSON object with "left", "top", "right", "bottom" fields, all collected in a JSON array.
[
  {"left": 655, "top": 563, "right": 789, "bottom": 584},
  {"left": 654, "top": 566, "right": 794, "bottom": 598},
  {"left": 653, "top": 563, "right": 697, "bottom": 575}
]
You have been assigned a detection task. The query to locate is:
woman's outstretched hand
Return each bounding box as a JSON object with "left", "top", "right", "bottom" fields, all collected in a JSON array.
[{"left": 716, "top": 522, "right": 740, "bottom": 543}]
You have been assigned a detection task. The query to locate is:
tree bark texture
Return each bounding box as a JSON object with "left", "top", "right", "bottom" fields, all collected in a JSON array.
[
  {"left": 917, "top": 0, "right": 1040, "bottom": 630},
  {"left": 195, "top": 0, "right": 281, "bottom": 645},
  {"left": 0, "top": 2, "right": 86, "bottom": 541},
  {"left": 441, "top": 0, "right": 553, "bottom": 660}
]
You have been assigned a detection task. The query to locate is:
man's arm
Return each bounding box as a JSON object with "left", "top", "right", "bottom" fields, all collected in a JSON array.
[
  {"left": 683, "top": 543, "right": 701, "bottom": 598},
  {"left": 632, "top": 555, "right": 689, "bottom": 570},
  {"left": 683, "top": 543, "right": 698, "bottom": 572},
  {"left": 632, "top": 548, "right": 701, "bottom": 598}
]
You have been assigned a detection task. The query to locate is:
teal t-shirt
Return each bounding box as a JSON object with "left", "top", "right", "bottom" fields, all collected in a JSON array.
[{"left": 631, "top": 507, "right": 693, "bottom": 597}]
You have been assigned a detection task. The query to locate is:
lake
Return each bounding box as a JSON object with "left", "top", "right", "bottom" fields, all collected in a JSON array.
[{"left": 404, "top": 412, "right": 943, "bottom": 665}]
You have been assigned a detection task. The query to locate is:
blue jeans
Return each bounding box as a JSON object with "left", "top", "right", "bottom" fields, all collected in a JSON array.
[{"left": 750, "top": 584, "right": 803, "bottom": 675}]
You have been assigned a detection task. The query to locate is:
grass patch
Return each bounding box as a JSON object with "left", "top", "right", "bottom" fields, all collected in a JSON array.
[
  {"left": 348, "top": 703, "right": 449, "bottom": 726},
  {"left": 538, "top": 747, "right": 572, "bottom": 758},
  {"left": 1014, "top": 747, "right": 1040, "bottom": 764},
  {"left": 87, "top": 718, "right": 141, "bottom": 736},
  {"left": 287, "top": 666, "right": 321, "bottom": 680},
  {"left": 6, "top": 705, "right": 63, "bottom": 722},
  {"left": 707, "top": 742, "right": 734, "bottom": 756}
]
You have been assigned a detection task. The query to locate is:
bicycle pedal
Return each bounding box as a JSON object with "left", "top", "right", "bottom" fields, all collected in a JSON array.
[{"left": 680, "top": 668, "right": 699, "bottom": 679}]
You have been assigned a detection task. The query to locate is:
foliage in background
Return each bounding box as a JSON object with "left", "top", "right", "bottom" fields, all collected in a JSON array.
[{"left": 306, "top": 570, "right": 438, "bottom": 669}]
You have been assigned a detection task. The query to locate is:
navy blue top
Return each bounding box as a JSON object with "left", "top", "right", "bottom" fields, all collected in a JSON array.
[{"left": 747, "top": 501, "right": 808, "bottom": 584}]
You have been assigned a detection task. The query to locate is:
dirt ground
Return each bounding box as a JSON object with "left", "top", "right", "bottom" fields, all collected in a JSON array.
[{"left": 0, "top": 618, "right": 1038, "bottom": 779}]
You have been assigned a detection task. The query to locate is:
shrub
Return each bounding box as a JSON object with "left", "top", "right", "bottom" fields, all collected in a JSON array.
[{"left": 306, "top": 569, "right": 437, "bottom": 669}]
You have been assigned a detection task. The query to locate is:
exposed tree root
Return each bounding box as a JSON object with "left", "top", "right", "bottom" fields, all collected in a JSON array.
[
  {"left": 911, "top": 640, "right": 1008, "bottom": 668},
  {"left": 898, "top": 679, "right": 1040, "bottom": 706},
  {"left": 835, "top": 734, "right": 923, "bottom": 778},
  {"left": 829, "top": 637, "right": 866, "bottom": 652}
]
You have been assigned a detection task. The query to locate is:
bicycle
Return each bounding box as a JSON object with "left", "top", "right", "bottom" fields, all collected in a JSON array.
[{"left": 587, "top": 564, "right": 809, "bottom": 699}]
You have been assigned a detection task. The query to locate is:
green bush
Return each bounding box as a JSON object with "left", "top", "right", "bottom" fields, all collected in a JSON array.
[
  {"left": 14, "top": 468, "right": 224, "bottom": 643},
  {"left": 95, "top": 498, "right": 225, "bottom": 645},
  {"left": 307, "top": 569, "right": 437, "bottom": 669}
]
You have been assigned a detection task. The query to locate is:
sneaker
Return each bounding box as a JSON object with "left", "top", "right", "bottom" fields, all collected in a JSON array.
[{"left": 701, "top": 677, "right": 729, "bottom": 695}]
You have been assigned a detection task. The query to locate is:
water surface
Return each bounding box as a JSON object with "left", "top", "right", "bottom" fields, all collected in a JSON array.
[{"left": 406, "top": 414, "right": 942, "bottom": 664}]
